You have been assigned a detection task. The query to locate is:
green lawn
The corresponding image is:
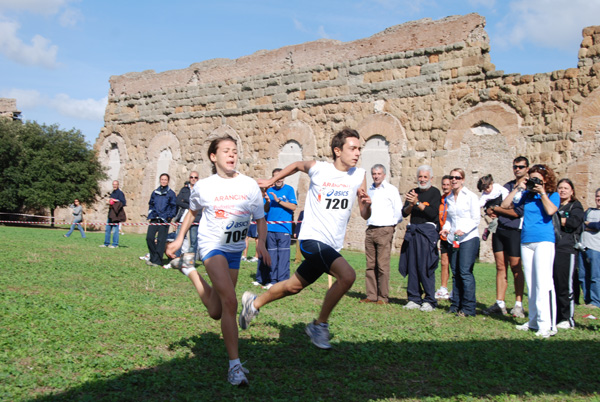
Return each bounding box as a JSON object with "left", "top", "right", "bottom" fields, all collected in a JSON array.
[{"left": 1, "top": 225, "right": 599, "bottom": 401}]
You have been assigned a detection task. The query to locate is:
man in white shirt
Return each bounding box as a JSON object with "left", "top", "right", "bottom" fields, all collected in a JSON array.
[{"left": 361, "top": 164, "right": 402, "bottom": 304}]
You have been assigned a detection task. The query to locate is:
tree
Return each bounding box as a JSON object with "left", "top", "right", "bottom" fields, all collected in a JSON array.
[{"left": 0, "top": 119, "right": 107, "bottom": 224}]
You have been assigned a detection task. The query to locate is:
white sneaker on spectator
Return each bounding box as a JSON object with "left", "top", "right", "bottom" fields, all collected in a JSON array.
[
  {"left": 420, "top": 302, "right": 434, "bottom": 312},
  {"left": 403, "top": 301, "right": 421, "bottom": 310},
  {"left": 435, "top": 287, "right": 450, "bottom": 299},
  {"left": 139, "top": 253, "right": 150, "bottom": 261},
  {"left": 262, "top": 283, "right": 273, "bottom": 290},
  {"left": 535, "top": 329, "right": 557, "bottom": 338},
  {"left": 516, "top": 322, "right": 538, "bottom": 332},
  {"left": 249, "top": 257, "right": 259, "bottom": 262},
  {"left": 251, "top": 281, "right": 261, "bottom": 286},
  {"left": 556, "top": 321, "right": 574, "bottom": 330}
]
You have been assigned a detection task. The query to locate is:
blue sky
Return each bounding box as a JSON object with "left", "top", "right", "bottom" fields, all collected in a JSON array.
[{"left": 1, "top": 0, "right": 599, "bottom": 145}]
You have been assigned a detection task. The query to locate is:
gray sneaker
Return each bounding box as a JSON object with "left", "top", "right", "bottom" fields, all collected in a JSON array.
[
  {"left": 511, "top": 304, "right": 526, "bottom": 318},
  {"left": 483, "top": 302, "right": 507, "bottom": 315},
  {"left": 227, "top": 363, "right": 249, "bottom": 386},
  {"left": 403, "top": 301, "right": 421, "bottom": 310},
  {"left": 239, "top": 291, "right": 259, "bottom": 330},
  {"left": 305, "top": 321, "right": 331, "bottom": 349},
  {"left": 420, "top": 302, "right": 434, "bottom": 312}
]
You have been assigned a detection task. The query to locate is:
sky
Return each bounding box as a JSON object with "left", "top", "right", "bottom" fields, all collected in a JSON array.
[{"left": 1, "top": 0, "right": 600, "bottom": 146}]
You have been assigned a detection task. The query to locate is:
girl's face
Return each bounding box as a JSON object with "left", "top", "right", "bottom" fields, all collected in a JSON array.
[
  {"left": 485, "top": 183, "right": 494, "bottom": 194},
  {"left": 557, "top": 182, "right": 573, "bottom": 202},
  {"left": 160, "top": 175, "right": 169, "bottom": 187},
  {"left": 210, "top": 140, "right": 238, "bottom": 176}
]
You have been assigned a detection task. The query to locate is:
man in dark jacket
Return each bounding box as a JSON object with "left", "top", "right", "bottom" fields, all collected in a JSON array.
[
  {"left": 101, "top": 180, "right": 126, "bottom": 248},
  {"left": 399, "top": 165, "right": 441, "bottom": 312},
  {"left": 175, "top": 171, "right": 201, "bottom": 254},
  {"left": 146, "top": 173, "right": 177, "bottom": 266}
]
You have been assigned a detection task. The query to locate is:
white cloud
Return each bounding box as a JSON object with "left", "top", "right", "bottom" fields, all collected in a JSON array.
[
  {"left": 50, "top": 94, "right": 107, "bottom": 121},
  {"left": 0, "top": 0, "right": 74, "bottom": 15},
  {"left": 58, "top": 7, "right": 83, "bottom": 27},
  {"left": 467, "top": 0, "right": 495, "bottom": 7},
  {"left": 495, "top": 0, "right": 600, "bottom": 50},
  {"left": 1, "top": 88, "right": 107, "bottom": 121},
  {"left": 317, "top": 26, "right": 331, "bottom": 39},
  {"left": 0, "top": 18, "right": 58, "bottom": 67},
  {"left": 293, "top": 18, "right": 331, "bottom": 39}
]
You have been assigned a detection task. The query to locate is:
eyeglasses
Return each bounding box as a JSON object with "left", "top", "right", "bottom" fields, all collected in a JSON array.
[
  {"left": 513, "top": 165, "right": 527, "bottom": 169},
  {"left": 189, "top": 176, "right": 199, "bottom": 179},
  {"left": 449, "top": 176, "right": 463, "bottom": 180},
  {"left": 532, "top": 164, "right": 546, "bottom": 171}
]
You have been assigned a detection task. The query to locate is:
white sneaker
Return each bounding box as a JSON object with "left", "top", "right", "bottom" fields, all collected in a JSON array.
[
  {"left": 420, "top": 302, "right": 434, "bottom": 312},
  {"left": 228, "top": 363, "right": 249, "bottom": 386},
  {"left": 249, "top": 257, "right": 259, "bottom": 262},
  {"left": 535, "top": 329, "right": 557, "bottom": 338},
  {"left": 262, "top": 283, "right": 273, "bottom": 290},
  {"left": 241, "top": 256, "right": 248, "bottom": 262},
  {"left": 556, "top": 321, "right": 574, "bottom": 330},
  {"left": 239, "top": 291, "right": 259, "bottom": 330},
  {"left": 516, "top": 322, "right": 539, "bottom": 332},
  {"left": 139, "top": 253, "right": 150, "bottom": 261},
  {"left": 403, "top": 301, "right": 421, "bottom": 310},
  {"left": 305, "top": 321, "right": 331, "bottom": 349},
  {"left": 251, "top": 281, "right": 261, "bottom": 286},
  {"left": 163, "top": 263, "right": 172, "bottom": 269},
  {"left": 435, "top": 287, "right": 450, "bottom": 299},
  {"left": 108, "top": 245, "right": 117, "bottom": 249},
  {"left": 99, "top": 244, "right": 107, "bottom": 248}
]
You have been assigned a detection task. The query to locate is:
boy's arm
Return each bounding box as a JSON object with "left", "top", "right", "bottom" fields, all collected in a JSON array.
[
  {"left": 357, "top": 176, "right": 371, "bottom": 220},
  {"left": 257, "top": 161, "right": 316, "bottom": 189}
]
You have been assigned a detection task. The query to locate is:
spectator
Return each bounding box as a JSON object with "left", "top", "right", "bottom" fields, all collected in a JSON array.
[
  {"left": 483, "top": 157, "right": 528, "bottom": 318},
  {"left": 176, "top": 171, "right": 202, "bottom": 255},
  {"left": 257, "top": 168, "right": 297, "bottom": 289},
  {"left": 553, "top": 178, "right": 584, "bottom": 329},
  {"left": 101, "top": 180, "right": 126, "bottom": 248},
  {"left": 64, "top": 199, "right": 86, "bottom": 238},
  {"left": 440, "top": 168, "right": 481, "bottom": 317},
  {"left": 361, "top": 164, "right": 402, "bottom": 304},
  {"left": 145, "top": 173, "right": 177, "bottom": 267},
  {"left": 502, "top": 164, "right": 559, "bottom": 338},
  {"left": 399, "top": 165, "right": 441, "bottom": 312},
  {"left": 477, "top": 174, "right": 509, "bottom": 241},
  {"left": 579, "top": 187, "right": 600, "bottom": 309},
  {"left": 435, "top": 175, "right": 452, "bottom": 300}
]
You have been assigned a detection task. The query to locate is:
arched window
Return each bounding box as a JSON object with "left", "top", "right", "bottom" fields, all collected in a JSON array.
[
  {"left": 156, "top": 148, "right": 173, "bottom": 186},
  {"left": 278, "top": 140, "right": 302, "bottom": 192},
  {"left": 107, "top": 143, "right": 121, "bottom": 181},
  {"left": 361, "top": 135, "right": 390, "bottom": 188}
]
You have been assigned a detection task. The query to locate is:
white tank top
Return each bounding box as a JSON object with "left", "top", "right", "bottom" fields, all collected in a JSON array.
[{"left": 299, "top": 161, "right": 365, "bottom": 251}]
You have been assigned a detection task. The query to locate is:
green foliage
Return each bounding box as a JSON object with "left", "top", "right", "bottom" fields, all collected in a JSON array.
[
  {"left": 0, "top": 119, "right": 106, "bottom": 213},
  {"left": 1, "top": 226, "right": 599, "bottom": 401}
]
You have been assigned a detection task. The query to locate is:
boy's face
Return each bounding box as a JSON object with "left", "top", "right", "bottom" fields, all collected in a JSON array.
[
  {"left": 485, "top": 183, "right": 494, "bottom": 194},
  {"left": 335, "top": 137, "right": 361, "bottom": 168}
]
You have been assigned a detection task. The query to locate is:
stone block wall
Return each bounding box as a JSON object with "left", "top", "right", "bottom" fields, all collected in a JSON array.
[{"left": 78, "top": 13, "right": 600, "bottom": 260}]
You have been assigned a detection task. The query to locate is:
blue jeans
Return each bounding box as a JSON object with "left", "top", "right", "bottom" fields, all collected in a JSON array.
[
  {"left": 448, "top": 237, "right": 479, "bottom": 316},
  {"left": 66, "top": 221, "right": 85, "bottom": 238},
  {"left": 579, "top": 248, "right": 600, "bottom": 307},
  {"left": 104, "top": 221, "right": 119, "bottom": 246}
]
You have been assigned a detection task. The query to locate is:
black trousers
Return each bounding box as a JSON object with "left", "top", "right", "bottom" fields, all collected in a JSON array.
[
  {"left": 553, "top": 251, "right": 576, "bottom": 325},
  {"left": 146, "top": 223, "right": 169, "bottom": 265}
]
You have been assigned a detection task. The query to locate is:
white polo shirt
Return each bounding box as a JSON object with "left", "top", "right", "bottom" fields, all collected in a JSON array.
[{"left": 366, "top": 180, "right": 403, "bottom": 227}]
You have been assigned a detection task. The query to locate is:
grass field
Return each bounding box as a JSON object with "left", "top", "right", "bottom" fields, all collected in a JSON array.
[{"left": 1, "top": 225, "right": 599, "bottom": 401}]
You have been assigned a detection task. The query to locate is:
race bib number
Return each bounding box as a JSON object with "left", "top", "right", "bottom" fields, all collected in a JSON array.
[
  {"left": 220, "top": 216, "right": 250, "bottom": 245},
  {"left": 320, "top": 188, "right": 350, "bottom": 210}
]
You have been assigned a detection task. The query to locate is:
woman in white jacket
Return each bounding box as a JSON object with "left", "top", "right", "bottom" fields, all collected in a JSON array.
[{"left": 440, "top": 168, "right": 481, "bottom": 317}]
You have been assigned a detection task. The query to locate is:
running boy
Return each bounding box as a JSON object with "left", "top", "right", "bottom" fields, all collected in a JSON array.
[
  {"left": 166, "top": 135, "right": 270, "bottom": 387},
  {"left": 238, "top": 128, "right": 371, "bottom": 349}
]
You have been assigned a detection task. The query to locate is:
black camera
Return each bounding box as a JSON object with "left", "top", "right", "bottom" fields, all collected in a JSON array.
[{"left": 526, "top": 177, "right": 543, "bottom": 191}]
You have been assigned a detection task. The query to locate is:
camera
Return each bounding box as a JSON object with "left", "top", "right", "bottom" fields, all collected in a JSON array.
[
  {"left": 526, "top": 177, "right": 543, "bottom": 191},
  {"left": 574, "top": 242, "right": 587, "bottom": 252}
]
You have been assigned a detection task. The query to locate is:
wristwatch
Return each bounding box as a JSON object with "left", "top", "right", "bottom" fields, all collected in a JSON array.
[{"left": 415, "top": 201, "right": 421, "bottom": 207}]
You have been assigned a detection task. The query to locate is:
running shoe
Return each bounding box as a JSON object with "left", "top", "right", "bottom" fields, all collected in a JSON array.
[
  {"left": 108, "top": 245, "right": 118, "bottom": 249},
  {"left": 251, "top": 281, "right": 261, "bottom": 286},
  {"left": 99, "top": 244, "right": 108, "bottom": 248},
  {"left": 403, "top": 301, "right": 421, "bottom": 310},
  {"left": 248, "top": 257, "right": 259, "bottom": 262},
  {"left": 483, "top": 302, "right": 507, "bottom": 315},
  {"left": 510, "top": 304, "right": 525, "bottom": 318},
  {"left": 535, "top": 329, "right": 557, "bottom": 338},
  {"left": 420, "top": 302, "right": 434, "bottom": 312},
  {"left": 241, "top": 256, "right": 248, "bottom": 262},
  {"left": 228, "top": 363, "right": 249, "bottom": 386},
  {"left": 239, "top": 291, "right": 259, "bottom": 330},
  {"left": 139, "top": 253, "right": 150, "bottom": 261},
  {"left": 515, "top": 322, "right": 538, "bottom": 332},
  {"left": 435, "top": 287, "right": 450, "bottom": 299},
  {"left": 556, "top": 321, "right": 574, "bottom": 330},
  {"left": 262, "top": 283, "right": 273, "bottom": 290},
  {"left": 305, "top": 321, "right": 331, "bottom": 349}
]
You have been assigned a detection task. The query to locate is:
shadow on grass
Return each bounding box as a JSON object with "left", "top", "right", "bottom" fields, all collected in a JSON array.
[{"left": 33, "top": 322, "right": 600, "bottom": 402}]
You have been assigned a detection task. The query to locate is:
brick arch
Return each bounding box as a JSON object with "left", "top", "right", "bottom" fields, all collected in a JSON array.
[
  {"left": 142, "top": 131, "right": 182, "bottom": 198},
  {"left": 267, "top": 120, "right": 316, "bottom": 159},
  {"left": 357, "top": 113, "right": 407, "bottom": 184},
  {"left": 445, "top": 101, "right": 522, "bottom": 150},
  {"left": 98, "top": 132, "right": 129, "bottom": 193}
]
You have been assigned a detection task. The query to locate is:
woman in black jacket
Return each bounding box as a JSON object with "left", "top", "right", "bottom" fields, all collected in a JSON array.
[{"left": 553, "top": 178, "right": 584, "bottom": 329}]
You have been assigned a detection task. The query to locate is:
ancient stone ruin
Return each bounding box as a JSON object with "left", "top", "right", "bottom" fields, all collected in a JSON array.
[
  {"left": 86, "top": 13, "right": 600, "bottom": 257},
  {"left": 0, "top": 98, "right": 21, "bottom": 121}
]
